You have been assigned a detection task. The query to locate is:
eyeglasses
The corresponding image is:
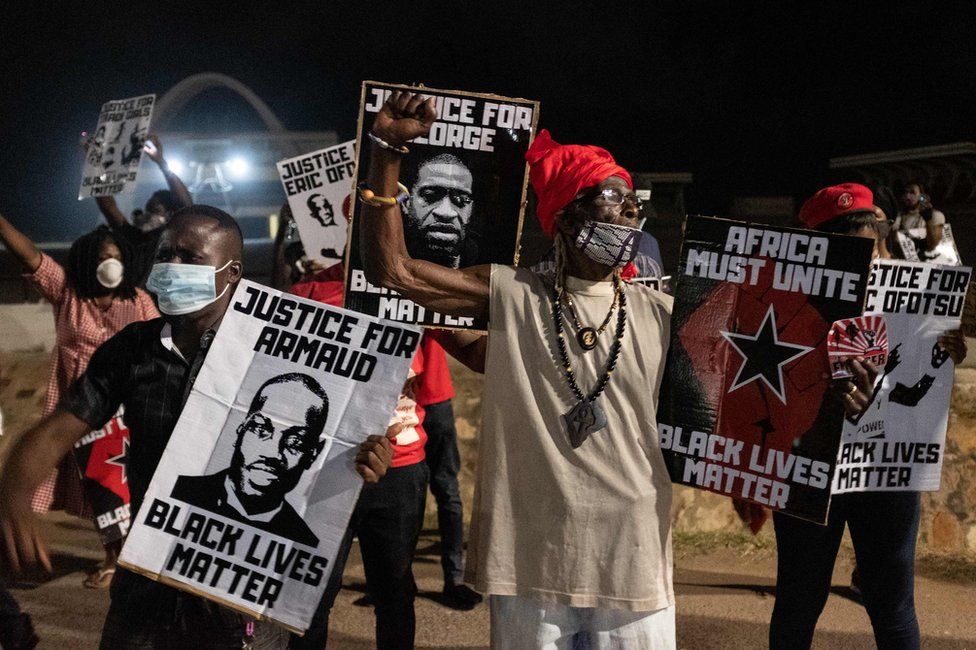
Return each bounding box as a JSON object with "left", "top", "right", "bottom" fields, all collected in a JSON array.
[
  {"left": 416, "top": 186, "right": 474, "bottom": 208},
  {"left": 576, "top": 187, "right": 644, "bottom": 212}
]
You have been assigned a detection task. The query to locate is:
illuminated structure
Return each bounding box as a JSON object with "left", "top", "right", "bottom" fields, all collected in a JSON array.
[{"left": 128, "top": 73, "right": 339, "bottom": 240}]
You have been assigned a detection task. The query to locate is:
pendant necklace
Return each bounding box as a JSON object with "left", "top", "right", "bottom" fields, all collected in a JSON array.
[
  {"left": 561, "top": 284, "right": 620, "bottom": 351},
  {"left": 551, "top": 275, "right": 627, "bottom": 448}
]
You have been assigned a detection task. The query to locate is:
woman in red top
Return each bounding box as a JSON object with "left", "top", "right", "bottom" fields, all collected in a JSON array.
[{"left": 0, "top": 215, "right": 158, "bottom": 587}]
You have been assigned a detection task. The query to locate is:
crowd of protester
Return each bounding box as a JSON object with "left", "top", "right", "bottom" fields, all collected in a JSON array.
[{"left": 0, "top": 88, "right": 967, "bottom": 650}]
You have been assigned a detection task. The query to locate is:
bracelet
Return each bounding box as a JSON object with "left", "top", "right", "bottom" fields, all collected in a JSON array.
[
  {"left": 367, "top": 132, "right": 410, "bottom": 155},
  {"left": 358, "top": 182, "right": 410, "bottom": 208}
]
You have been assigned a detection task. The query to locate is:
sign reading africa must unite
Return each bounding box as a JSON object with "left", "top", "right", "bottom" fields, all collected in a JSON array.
[{"left": 658, "top": 216, "right": 875, "bottom": 523}]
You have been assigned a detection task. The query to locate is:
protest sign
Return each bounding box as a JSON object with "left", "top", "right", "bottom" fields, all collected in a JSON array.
[
  {"left": 827, "top": 315, "right": 889, "bottom": 379},
  {"left": 78, "top": 94, "right": 155, "bottom": 199},
  {"left": 658, "top": 216, "right": 874, "bottom": 523},
  {"left": 833, "top": 260, "right": 971, "bottom": 493},
  {"left": 73, "top": 407, "right": 131, "bottom": 545},
  {"left": 277, "top": 140, "right": 357, "bottom": 265},
  {"left": 118, "top": 280, "right": 419, "bottom": 633},
  {"left": 896, "top": 224, "right": 962, "bottom": 266},
  {"left": 344, "top": 81, "right": 539, "bottom": 330}
]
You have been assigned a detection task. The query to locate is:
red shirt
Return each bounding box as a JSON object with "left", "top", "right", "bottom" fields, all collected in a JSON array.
[
  {"left": 414, "top": 335, "right": 455, "bottom": 405},
  {"left": 290, "top": 267, "right": 428, "bottom": 467}
]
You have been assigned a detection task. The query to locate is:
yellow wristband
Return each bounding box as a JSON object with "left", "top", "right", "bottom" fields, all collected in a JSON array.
[{"left": 358, "top": 182, "right": 410, "bottom": 207}]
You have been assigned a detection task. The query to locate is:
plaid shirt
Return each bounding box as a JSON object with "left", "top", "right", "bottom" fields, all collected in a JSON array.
[
  {"left": 61, "top": 317, "right": 243, "bottom": 634},
  {"left": 27, "top": 253, "right": 158, "bottom": 515}
]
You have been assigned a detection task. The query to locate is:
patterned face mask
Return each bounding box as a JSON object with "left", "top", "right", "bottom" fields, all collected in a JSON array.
[{"left": 574, "top": 219, "right": 644, "bottom": 268}]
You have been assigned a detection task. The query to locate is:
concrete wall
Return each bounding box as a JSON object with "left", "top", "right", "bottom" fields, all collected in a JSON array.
[{"left": 0, "top": 302, "right": 56, "bottom": 352}]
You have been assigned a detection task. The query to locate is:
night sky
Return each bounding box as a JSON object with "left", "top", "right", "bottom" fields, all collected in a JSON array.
[{"left": 2, "top": 1, "right": 973, "bottom": 241}]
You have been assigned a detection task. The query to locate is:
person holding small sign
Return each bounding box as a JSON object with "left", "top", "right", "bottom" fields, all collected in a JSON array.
[
  {"left": 0, "top": 206, "right": 398, "bottom": 648},
  {"left": 93, "top": 134, "right": 193, "bottom": 285},
  {"left": 894, "top": 181, "right": 947, "bottom": 257},
  {"left": 769, "top": 183, "right": 967, "bottom": 650}
]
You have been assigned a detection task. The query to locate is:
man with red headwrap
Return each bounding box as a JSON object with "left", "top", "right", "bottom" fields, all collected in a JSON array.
[{"left": 358, "top": 91, "right": 675, "bottom": 648}]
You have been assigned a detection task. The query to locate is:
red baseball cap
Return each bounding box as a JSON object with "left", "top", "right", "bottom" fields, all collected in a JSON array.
[{"left": 798, "top": 183, "right": 874, "bottom": 230}]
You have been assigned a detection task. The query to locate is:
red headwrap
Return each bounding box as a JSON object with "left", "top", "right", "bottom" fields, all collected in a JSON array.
[{"left": 525, "top": 129, "right": 633, "bottom": 237}]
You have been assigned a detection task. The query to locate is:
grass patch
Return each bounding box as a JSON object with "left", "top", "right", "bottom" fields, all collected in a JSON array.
[
  {"left": 915, "top": 552, "right": 976, "bottom": 584},
  {"left": 672, "top": 529, "right": 776, "bottom": 558}
]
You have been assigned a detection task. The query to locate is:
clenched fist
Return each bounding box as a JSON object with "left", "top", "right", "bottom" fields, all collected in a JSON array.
[{"left": 371, "top": 91, "right": 438, "bottom": 148}]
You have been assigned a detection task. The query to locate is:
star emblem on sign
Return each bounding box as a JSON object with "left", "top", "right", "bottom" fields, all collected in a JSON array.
[
  {"left": 721, "top": 305, "right": 815, "bottom": 404},
  {"left": 104, "top": 437, "right": 129, "bottom": 485}
]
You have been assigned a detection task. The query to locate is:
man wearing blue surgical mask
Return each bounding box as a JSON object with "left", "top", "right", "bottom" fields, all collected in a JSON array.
[{"left": 0, "top": 205, "right": 399, "bottom": 648}]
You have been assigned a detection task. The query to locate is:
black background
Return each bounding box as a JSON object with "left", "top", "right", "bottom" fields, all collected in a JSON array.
[{"left": 1, "top": 1, "right": 972, "bottom": 241}]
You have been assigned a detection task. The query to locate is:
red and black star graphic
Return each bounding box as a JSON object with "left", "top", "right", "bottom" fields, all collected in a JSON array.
[
  {"left": 85, "top": 417, "right": 130, "bottom": 501},
  {"left": 721, "top": 305, "right": 814, "bottom": 403},
  {"left": 104, "top": 437, "right": 129, "bottom": 485},
  {"left": 678, "top": 263, "right": 830, "bottom": 456}
]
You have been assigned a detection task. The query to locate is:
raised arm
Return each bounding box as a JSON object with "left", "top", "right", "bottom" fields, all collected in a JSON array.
[
  {"left": 0, "top": 410, "right": 90, "bottom": 572},
  {"left": 0, "top": 213, "right": 42, "bottom": 272},
  {"left": 144, "top": 135, "right": 192, "bottom": 208},
  {"left": 95, "top": 195, "right": 128, "bottom": 229},
  {"left": 360, "top": 91, "right": 490, "bottom": 320}
]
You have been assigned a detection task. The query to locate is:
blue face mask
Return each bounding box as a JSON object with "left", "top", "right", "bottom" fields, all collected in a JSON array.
[{"left": 146, "top": 261, "right": 235, "bottom": 316}]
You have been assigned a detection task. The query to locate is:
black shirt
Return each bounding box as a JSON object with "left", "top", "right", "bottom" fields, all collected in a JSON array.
[
  {"left": 61, "top": 317, "right": 241, "bottom": 632},
  {"left": 111, "top": 221, "right": 162, "bottom": 286}
]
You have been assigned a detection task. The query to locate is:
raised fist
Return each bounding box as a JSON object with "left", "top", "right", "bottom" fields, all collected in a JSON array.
[
  {"left": 371, "top": 91, "right": 437, "bottom": 147},
  {"left": 143, "top": 134, "right": 165, "bottom": 165}
]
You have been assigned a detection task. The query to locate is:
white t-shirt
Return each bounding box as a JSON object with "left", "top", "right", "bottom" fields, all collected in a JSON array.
[
  {"left": 465, "top": 265, "right": 675, "bottom": 612},
  {"left": 895, "top": 208, "right": 946, "bottom": 231}
]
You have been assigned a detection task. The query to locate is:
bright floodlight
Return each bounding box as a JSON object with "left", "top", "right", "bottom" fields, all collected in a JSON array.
[
  {"left": 167, "top": 157, "right": 185, "bottom": 176},
  {"left": 227, "top": 156, "right": 250, "bottom": 179}
]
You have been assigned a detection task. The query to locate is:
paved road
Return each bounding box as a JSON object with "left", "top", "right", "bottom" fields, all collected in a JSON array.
[{"left": 9, "top": 513, "right": 976, "bottom": 648}]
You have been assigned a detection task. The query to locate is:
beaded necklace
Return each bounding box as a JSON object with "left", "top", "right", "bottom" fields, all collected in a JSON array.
[{"left": 551, "top": 274, "right": 627, "bottom": 448}]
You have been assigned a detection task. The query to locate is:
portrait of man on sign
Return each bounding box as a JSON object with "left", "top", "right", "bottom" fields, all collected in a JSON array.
[
  {"left": 306, "top": 193, "right": 346, "bottom": 259},
  {"left": 403, "top": 153, "right": 477, "bottom": 268},
  {"left": 170, "top": 372, "right": 330, "bottom": 547}
]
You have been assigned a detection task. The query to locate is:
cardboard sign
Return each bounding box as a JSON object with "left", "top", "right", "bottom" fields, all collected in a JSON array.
[
  {"left": 344, "top": 81, "right": 539, "bottom": 330},
  {"left": 277, "top": 141, "right": 357, "bottom": 265},
  {"left": 896, "top": 224, "right": 962, "bottom": 266},
  {"left": 119, "top": 280, "right": 419, "bottom": 633},
  {"left": 79, "top": 94, "right": 155, "bottom": 199},
  {"left": 833, "top": 260, "right": 971, "bottom": 493},
  {"left": 657, "top": 216, "right": 874, "bottom": 523},
  {"left": 73, "top": 407, "right": 131, "bottom": 544}
]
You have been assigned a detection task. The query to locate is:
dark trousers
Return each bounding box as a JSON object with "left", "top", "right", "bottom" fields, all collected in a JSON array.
[
  {"left": 770, "top": 491, "right": 921, "bottom": 650},
  {"left": 0, "top": 581, "right": 35, "bottom": 649},
  {"left": 293, "top": 462, "right": 429, "bottom": 650},
  {"left": 422, "top": 399, "right": 465, "bottom": 585}
]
